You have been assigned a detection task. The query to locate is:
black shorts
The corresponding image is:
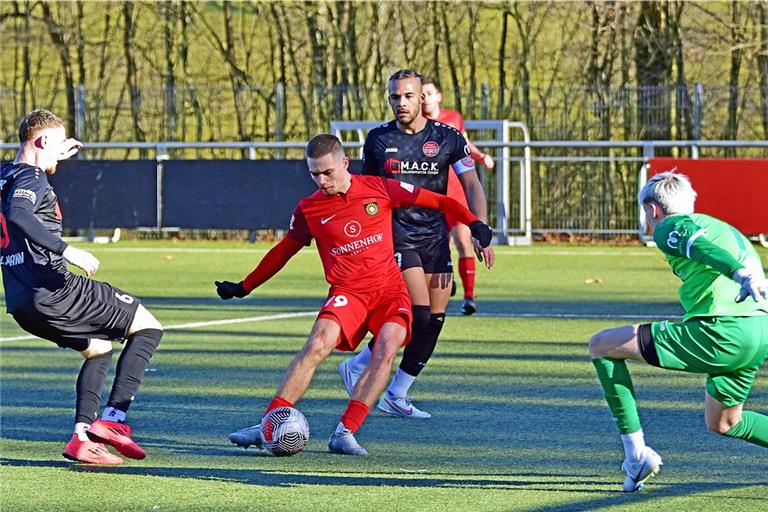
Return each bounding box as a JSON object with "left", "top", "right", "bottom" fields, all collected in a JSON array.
[
  {"left": 637, "top": 323, "right": 661, "bottom": 367},
  {"left": 395, "top": 236, "right": 453, "bottom": 274},
  {"left": 11, "top": 276, "right": 140, "bottom": 352}
]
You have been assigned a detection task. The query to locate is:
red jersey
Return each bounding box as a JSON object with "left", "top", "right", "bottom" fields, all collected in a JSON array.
[
  {"left": 427, "top": 109, "right": 470, "bottom": 209},
  {"left": 432, "top": 108, "right": 465, "bottom": 133},
  {"left": 286, "top": 175, "right": 420, "bottom": 293}
]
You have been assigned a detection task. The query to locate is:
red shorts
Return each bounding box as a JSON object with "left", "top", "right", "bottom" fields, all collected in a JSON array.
[
  {"left": 446, "top": 171, "right": 469, "bottom": 230},
  {"left": 317, "top": 284, "right": 412, "bottom": 352}
]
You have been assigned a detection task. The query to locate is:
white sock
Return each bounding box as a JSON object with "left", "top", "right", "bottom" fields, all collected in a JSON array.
[
  {"left": 101, "top": 407, "right": 126, "bottom": 423},
  {"left": 621, "top": 429, "right": 646, "bottom": 461},
  {"left": 348, "top": 346, "right": 372, "bottom": 373},
  {"left": 335, "top": 421, "right": 349, "bottom": 434},
  {"left": 74, "top": 422, "right": 90, "bottom": 441},
  {"left": 386, "top": 369, "right": 417, "bottom": 398}
]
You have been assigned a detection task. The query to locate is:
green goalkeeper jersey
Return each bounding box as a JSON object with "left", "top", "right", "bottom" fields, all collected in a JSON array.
[{"left": 653, "top": 213, "right": 768, "bottom": 320}]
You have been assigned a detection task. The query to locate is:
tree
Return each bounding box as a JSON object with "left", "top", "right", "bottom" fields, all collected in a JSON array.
[{"left": 634, "top": 0, "right": 674, "bottom": 141}]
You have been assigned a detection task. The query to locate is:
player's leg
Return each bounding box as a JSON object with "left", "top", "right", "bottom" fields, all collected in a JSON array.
[
  {"left": 378, "top": 264, "right": 434, "bottom": 417},
  {"left": 229, "top": 317, "right": 341, "bottom": 450},
  {"left": 452, "top": 223, "right": 477, "bottom": 315},
  {"left": 64, "top": 339, "right": 125, "bottom": 464},
  {"left": 381, "top": 268, "right": 450, "bottom": 418},
  {"left": 338, "top": 250, "right": 424, "bottom": 392},
  {"left": 706, "top": 393, "right": 768, "bottom": 448},
  {"left": 330, "top": 318, "right": 408, "bottom": 456},
  {"left": 275, "top": 317, "right": 341, "bottom": 404},
  {"left": 102, "top": 305, "right": 163, "bottom": 421},
  {"left": 85, "top": 282, "right": 162, "bottom": 460},
  {"left": 589, "top": 324, "right": 661, "bottom": 492},
  {"left": 10, "top": 307, "right": 123, "bottom": 464},
  {"left": 704, "top": 364, "right": 768, "bottom": 448}
]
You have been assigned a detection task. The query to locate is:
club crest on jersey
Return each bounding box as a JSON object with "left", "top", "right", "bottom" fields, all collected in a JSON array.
[
  {"left": 422, "top": 141, "right": 440, "bottom": 157},
  {"left": 364, "top": 202, "right": 379, "bottom": 216}
]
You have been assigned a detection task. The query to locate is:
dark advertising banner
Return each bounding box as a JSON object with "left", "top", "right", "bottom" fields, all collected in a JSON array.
[
  {"left": 162, "top": 160, "right": 318, "bottom": 229},
  {"left": 49, "top": 160, "right": 157, "bottom": 229}
]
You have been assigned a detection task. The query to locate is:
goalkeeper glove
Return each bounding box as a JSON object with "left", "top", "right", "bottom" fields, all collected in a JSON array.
[{"left": 733, "top": 268, "right": 768, "bottom": 303}]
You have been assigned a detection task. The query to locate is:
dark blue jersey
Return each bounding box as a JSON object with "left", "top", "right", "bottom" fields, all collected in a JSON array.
[
  {"left": 362, "top": 119, "right": 474, "bottom": 250},
  {"left": 1, "top": 162, "right": 70, "bottom": 312}
]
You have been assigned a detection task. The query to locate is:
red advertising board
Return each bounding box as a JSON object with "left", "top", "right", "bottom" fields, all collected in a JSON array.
[{"left": 648, "top": 158, "right": 768, "bottom": 235}]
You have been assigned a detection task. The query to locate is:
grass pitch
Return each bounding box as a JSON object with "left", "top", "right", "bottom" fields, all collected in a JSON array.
[{"left": 1, "top": 242, "right": 767, "bottom": 512}]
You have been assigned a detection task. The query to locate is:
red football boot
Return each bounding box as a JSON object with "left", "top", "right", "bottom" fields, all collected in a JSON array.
[
  {"left": 62, "top": 435, "right": 124, "bottom": 465},
  {"left": 86, "top": 419, "right": 146, "bottom": 460}
]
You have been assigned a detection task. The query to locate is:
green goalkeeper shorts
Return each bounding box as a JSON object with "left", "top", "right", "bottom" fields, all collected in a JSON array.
[{"left": 642, "top": 315, "right": 768, "bottom": 407}]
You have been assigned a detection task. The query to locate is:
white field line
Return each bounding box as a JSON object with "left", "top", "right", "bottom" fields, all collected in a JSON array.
[
  {"left": 0, "top": 310, "right": 679, "bottom": 343},
  {"left": 0, "top": 311, "right": 317, "bottom": 343},
  {"left": 85, "top": 246, "right": 660, "bottom": 257}
]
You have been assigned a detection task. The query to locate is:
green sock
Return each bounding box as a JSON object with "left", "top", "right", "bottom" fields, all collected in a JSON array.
[
  {"left": 724, "top": 410, "right": 768, "bottom": 448},
  {"left": 592, "top": 358, "right": 642, "bottom": 434}
]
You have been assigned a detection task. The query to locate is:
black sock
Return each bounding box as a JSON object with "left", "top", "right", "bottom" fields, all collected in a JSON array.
[
  {"left": 107, "top": 329, "right": 162, "bottom": 411},
  {"left": 398, "top": 306, "right": 433, "bottom": 376},
  {"left": 420, "top": 313, "right": 445, "bottom": 364},
  {"left": 75, "top": 351, "right": 112, "bottom": 424}
]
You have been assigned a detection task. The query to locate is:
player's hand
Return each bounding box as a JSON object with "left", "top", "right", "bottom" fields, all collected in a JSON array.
[
  {"left": 62, "top": 245, "right": 99, "bottom": 277},
  {"left": 481, "top": 153, "right": 495, "bottom": 169},
  {"left": 58, "top": 138, "right": 83, "bottom": 160},
  {"left": 215, "top": 280, "right": 249, "bottom": 300},
  {"left": 473, "top": 239, "right": 495, "bottom": 269},
  {"left": 733, "top": 268, "right": 768, "bottom": 302}
]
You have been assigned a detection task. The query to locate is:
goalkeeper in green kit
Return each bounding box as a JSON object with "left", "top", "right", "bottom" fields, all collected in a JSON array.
[{"left": 589, "top": 171, "right": 768, "bottom": 492}]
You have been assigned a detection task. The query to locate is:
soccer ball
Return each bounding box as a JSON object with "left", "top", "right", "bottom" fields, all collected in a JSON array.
[{"left": 261, "top": 407, "right": 310, "bottom": 456}]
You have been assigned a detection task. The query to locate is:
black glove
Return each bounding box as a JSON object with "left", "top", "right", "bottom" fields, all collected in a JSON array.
[
  {"left": 215, "top": 280, "right": 249, "bottom": 300},
  {"left": 469, "top": 221, "right": 493, "bottom": 248}
]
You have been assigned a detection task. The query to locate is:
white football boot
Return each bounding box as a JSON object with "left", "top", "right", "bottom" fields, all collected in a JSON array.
[
  {"left": 328, "top": 428, "right": 368, "bottom": 456},
  {"left": 377, "top": 394, "right": 431, "bottom": 419},
  {"left": 621, "top": 446, "right": 662, "bottom": 492},
  {"left": 338, "top": 359, "right": 362, "bottom": 396},
  {"left": 228, "top": 422, "right": 264, "bottom": 449}
]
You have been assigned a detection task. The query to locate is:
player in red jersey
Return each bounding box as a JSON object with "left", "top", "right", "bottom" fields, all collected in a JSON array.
[
  {"left": 216, "top": 134, "right": 492, "bottom": 455},
  {"left": 422, "top": 77, "right": 495, "bottom": 315}
]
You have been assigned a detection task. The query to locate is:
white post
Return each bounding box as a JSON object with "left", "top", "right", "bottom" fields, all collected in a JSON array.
[{"left": 497, "top": 121, "right": 511, "bottom": 244}]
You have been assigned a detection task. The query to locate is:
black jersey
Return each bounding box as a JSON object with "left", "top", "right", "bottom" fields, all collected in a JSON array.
[
  {"left": 1, "top": 162, "right": 70, "bottom": 312},
  {"left": 361, "top": 119, "right": 474, "bottom": 250}
]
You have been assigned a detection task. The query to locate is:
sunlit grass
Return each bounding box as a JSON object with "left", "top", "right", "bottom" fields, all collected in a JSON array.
[{"left": 2, "top": 242, "right": 767, "bottom": 511}]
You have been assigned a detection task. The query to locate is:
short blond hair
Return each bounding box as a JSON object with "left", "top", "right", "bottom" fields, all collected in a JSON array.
[
  {"left": 638, "top": 171, "right": 697, "bottom": 214},
  {"left": 19, "top": 109, "right": 64, "bottom": 142}
]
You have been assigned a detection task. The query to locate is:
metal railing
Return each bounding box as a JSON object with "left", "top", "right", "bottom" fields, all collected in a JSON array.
[{"left": 3, "top": 136, "right": 767, "bottom": 242}]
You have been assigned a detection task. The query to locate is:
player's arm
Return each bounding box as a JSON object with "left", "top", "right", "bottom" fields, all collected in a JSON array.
[
  {"left": 215, "top": 236, "right": 304, "bottom": 299},
  {"left": 451, "top": 141, "right": 495, "bottom": 267},
  {"left": 215, "top": 207, "right": 310, "bottom": 300},
  {"left": 385, "top": 179, "right": 492, "bottom": 250},
  {"left": 654, "top": 217, "right": 767, "bottom": 302},
  {"left": 6, "top": 174, "right": 98, "bottom": 276},
  {"left": 463, "top": 131, "right": 494, "bottom": 169}
]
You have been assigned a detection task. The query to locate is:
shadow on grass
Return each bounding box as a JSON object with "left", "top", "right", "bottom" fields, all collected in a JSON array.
[{"left": 2, "top": 455, "right": 764, "bottom": 510}]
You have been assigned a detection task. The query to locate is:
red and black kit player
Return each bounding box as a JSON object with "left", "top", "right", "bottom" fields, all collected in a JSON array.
[
  {"left": 422, "top": 76, "right": 496, "bottom": 315},
  {"left": 1, "top": 109, "right": 163, "bottom": 465},
  {"left": 338, "top": 69, "right": 496, "bottom": 420},
  {"left": 217, "top": 134, "right": 491, "bottom": 455}
]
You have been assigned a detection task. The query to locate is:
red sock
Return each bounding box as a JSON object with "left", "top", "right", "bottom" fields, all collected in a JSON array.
[
  {"left": 264, "top": 396, "right": 294, "bottom": 417},
  {"left": 340, "top": 400, "right": 370, "bottom": 433},
  {"left": 458, "top": 257, "right": 476, "bottom": 299}
]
